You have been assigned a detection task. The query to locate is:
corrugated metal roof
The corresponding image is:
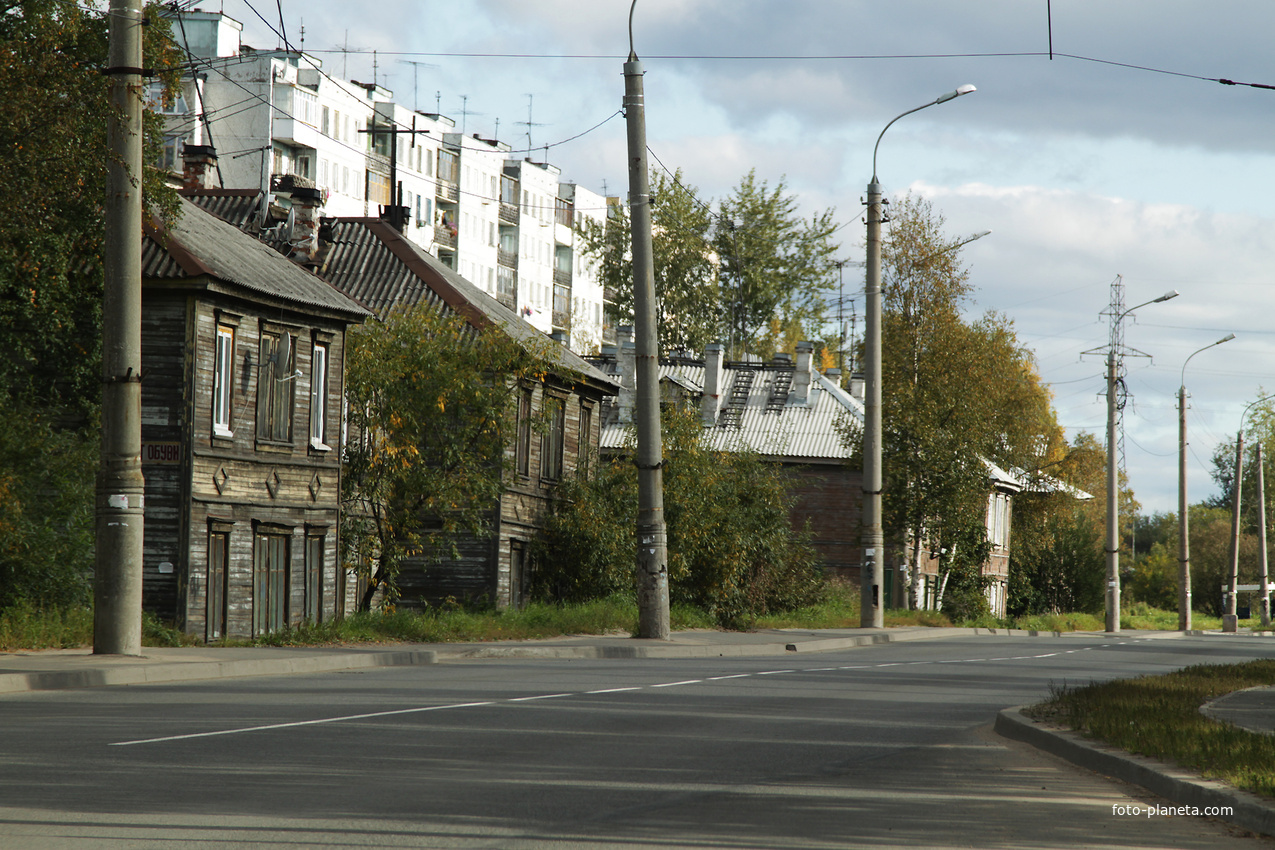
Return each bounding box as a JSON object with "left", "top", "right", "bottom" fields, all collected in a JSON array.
[
  {"left": 598, "top": 356, "right": 864, "bottom": 463},
  {"left": 145, "top": 198, "right": 370, "bottom": 320}
]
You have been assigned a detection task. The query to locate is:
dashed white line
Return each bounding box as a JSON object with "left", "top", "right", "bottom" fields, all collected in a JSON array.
[{"left": 650, "top": 680, "right": 703, "bottom": 688}]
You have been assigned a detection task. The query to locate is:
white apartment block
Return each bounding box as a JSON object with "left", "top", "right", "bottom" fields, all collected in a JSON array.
[{"left": 160, "top": 8, "right": 609, "bottom": 354}]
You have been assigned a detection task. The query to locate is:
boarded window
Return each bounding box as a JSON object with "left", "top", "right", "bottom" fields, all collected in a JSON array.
[
  {"left": 207, "top": 529, "right": 229, "bottom": 641},
  {"left": 257, "top": 331, "right": 295, "bottom": 442},
  {"left": 541, "top": 395, "right": 565, "bottom": 481},
  {"left": 305, "top": 531, "right": 324, "bottom": 623},
  {"left": 253, "top": 529, "right": 289, "bottom": 635}
]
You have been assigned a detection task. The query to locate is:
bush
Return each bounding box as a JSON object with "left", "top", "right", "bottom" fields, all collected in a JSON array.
[{"left": 534, "top": 407, "right": 825, "bottom": 627}]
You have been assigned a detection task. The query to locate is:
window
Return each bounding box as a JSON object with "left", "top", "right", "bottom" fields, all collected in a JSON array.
[
  {"left": 309, "top": 341, "right": 330, "bottom": 449},
  {"left": 305, "top": 531, "right": 324, "bottom": 623},
  {"left": 516, "top": 387, "right": 533, "bottom": 477},
  {"left": 541, "top": 395, "right": 565, "bottom": 480},
  {"left": 257, "top": 330, "right": 296, "bottom": 443},
  {"left": 207, "top": 527, "right": 230, "bottom": 641},
  {"left": 253, "top": 528, "right": 290, "bottom": 635},
  {"left": 322, "top": 105, "right": 330, "bottom": 136},
  {"left": 213, "top": 325, "right": 235, "bottom": 437},
  {"left": 579, "top": 404, "right": 593, "bottom": 475}
]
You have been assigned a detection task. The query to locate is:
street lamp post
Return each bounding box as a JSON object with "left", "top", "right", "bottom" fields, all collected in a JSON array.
[
  {"left": 1104, "top": 290, "right": 1179, "bottom": 633},
  {"left": 1178, "top": 334, "right": 1235, "bottom": 631},
  {"left": 862, "top": 84, "right": 976, "bottom": 629}
]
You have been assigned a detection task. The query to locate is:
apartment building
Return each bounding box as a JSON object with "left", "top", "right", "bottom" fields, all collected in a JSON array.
[{"left": 160, "top": 8, "right": 609, "bottom": 355}]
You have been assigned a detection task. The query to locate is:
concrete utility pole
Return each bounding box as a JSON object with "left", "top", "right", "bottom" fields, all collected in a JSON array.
[
  {"left": 623, "top": 1, "right": 669, "bottom": 639},
  {"left": 96, "top": 0, "right": 146, "bottom": 655},
  {"left": 1226, "top": 433, "right": 1244, "bottom": 632},
  {"left": 1258, "top": 443, "right": 1270, "bottom": 628}
]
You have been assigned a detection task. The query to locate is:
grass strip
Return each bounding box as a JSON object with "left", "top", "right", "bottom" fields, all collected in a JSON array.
[{"left": 1028, "top": 659, "right": 1275, "bottom": 799}]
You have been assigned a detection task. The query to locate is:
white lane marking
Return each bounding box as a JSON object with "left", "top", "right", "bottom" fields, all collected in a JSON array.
[
  {"left": 509, "top": 693, "right": 573, "bottom": 702},
  {"left": 110, "top": 701, "right": 498, "bottom": 746},
  {"left": 112, "top": 640, "right": 1126, "bottom": 747}
]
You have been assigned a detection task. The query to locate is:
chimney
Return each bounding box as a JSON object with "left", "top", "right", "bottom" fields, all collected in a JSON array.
[
  {"left": 701, "top": 342, "right": 724, "bottom": 426},
  {"left": 181, "top": 144, "right": 218, "bottom": 190},
  {"left": 617, "top": 340, "right": 636, "bottom": 424},
  {"left": 288, "top": 186, "right": 323, "bottom": 262},
  {"left": 791, "top": 341, "right": 814, "bottom": 405},
  {"left": 617, "top": 324, "right": 634, "bottom": 349},
  {"left": 849, "top": 371, "right": 865, "bottom": 403}
]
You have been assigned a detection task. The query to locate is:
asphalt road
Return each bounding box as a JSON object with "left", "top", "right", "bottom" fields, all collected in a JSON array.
[{"left": 3, "top": 633, "right": 1275, "bottom": 849}]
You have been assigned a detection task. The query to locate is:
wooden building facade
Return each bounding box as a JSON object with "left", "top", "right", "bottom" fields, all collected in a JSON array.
[{"left": 141, "top": 197, "right": 370, "bottom": 639}]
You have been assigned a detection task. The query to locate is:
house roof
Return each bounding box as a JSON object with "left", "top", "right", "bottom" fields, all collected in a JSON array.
[
  {"left": 592, "top": 353, "right": 864, "bottom": 464},
  {"left": 143, "top": 198, "right": 370, "bottom": 321},
  {"left": 317, "top": 218, "right": 616, "bottom": 391}
]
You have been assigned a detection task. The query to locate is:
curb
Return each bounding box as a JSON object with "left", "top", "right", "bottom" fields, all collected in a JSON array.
[
  {"left": 995, "top": 705, "right": 1275, "bottom": 837},
  {"left": 0, "top": 649, "right": 436, "bottom": 695}
]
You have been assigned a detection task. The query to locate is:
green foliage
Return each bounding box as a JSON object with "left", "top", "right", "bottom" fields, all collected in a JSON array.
[
  {"left": 0, "top": 408, "right": 96, "bottom": 610},
  {"left": 1031, "top": 660, "right": 1275, "bottom": 799},
  {"left": 715, "top": 170, "right": 840, "bottom": 359},
  {"left": 533, "top": 407, "right": 825, "bottom": 627},
  {"left": 341, "top": 303, "right": 558, "bottom": 609},
  {"left": 577, "top": 168, "right": 840, "bottom": 359},
  {"left": 876, "top": 195, "right": 1063, "bottom": 607}
]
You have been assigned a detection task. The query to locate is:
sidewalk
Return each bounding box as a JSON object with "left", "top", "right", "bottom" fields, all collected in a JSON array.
[{"left": 0, "top": 624, "right": 1071, "bottom": 695}]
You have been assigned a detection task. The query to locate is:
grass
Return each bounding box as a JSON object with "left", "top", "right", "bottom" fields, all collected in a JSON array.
[
  {"left": 1029, "top": 659, "right": 1275, "bottom": 799},
  {"left": 0, "top": 589, "right": 1242, "bottom": 651}
]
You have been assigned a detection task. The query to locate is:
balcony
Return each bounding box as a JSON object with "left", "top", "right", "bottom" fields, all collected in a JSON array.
[
  {"left": 499, "top": 201, "right": 519, "bottom": 225},
  {"left": 497, "top": 247, "right": 517, "bottom": 269},
  {"left": 553, "top": 268, "right": 571, "bottom": 287},
  {"left": 552, "top": 311, "right": 571, "bottom": 333},
  {"left": 436, "top": 182, "right": 459, "bottom": 204},
  {"left": 434, "top": 228, "right": 457, "bottom": 250}
]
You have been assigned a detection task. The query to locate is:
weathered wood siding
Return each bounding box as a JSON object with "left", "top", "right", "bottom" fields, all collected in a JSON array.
[{"left": 141, "top": 287, "right": 351, "bottom": 639}]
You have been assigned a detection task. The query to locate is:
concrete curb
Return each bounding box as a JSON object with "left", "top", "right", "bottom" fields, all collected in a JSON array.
[
  {"left": 995, "top": 705, "right": 1275, "bottom": 837},
  {"left": 0, "top": 649, "right": 436, "bottom": 695}
]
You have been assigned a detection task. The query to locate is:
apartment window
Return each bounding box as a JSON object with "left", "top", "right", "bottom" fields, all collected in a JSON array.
[
  {"left": 253, "top": 527, "right": 290, "bottom": 635},
  {"left": 257, "top": 330, "right": 296, "bottom": 443},
  {"left": 321, "top": 105, "right": 330, "bottom": 136},
  {"left": 516, "top": 387, "right": 533, "bottom": 477},
  {"left": 213, "top": 324, "right": 235, "bottom": 437},
  {"left": 309, "top": 341, "right": 330, "bottom": 450},
  {"left": 541, "top": 395, "right": 565, "bottom": 481},
  {"left": 207, "top": 527, "right": 230, "bottom": 641},
  {"left": 305, "top": 530, "right": 324, "bottom": 623}
]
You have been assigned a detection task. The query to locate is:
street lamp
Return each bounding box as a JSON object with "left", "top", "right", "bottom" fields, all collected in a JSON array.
[
  {"left": 1104, "top": 289, "right": 1179, "bottom": 633},
  {"left": 1179, "top": 334, "right": 1235, "bottom": 631},
  {"left": 862, "top": 84, "right": 976, "bottom": 629}
]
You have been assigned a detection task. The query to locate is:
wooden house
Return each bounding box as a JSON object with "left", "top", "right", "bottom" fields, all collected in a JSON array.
[{"left": 140, "top": 196, "right": 370, "bottom": 639}]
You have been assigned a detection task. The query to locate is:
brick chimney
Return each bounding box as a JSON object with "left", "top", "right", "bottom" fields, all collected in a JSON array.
[
  {"left": 288, "top": 186, "right": 323, "bottom": 263},
  {"left": 181, "top": 144, "right": 218, "bottom": 190},
  {"left": 701, "top": 342, "right": 724, "bottom": 426},
  {"left": 617, "top": 339, "right": 636, "bottom": 425},
  {"left": 849, "top": 371, "right": 865, "bottom": 403}
]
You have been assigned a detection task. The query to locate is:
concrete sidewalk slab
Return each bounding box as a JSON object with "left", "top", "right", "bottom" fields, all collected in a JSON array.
[{"left": 996, "top": 705, "right": 1275, "bottom": 838}]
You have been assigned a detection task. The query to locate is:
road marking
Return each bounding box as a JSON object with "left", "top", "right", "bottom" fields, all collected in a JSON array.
[
  {"left": 586, "top": 687, "right": 643, "bottom": 694},
  {"left": 508, "top": 693, "right": 573, "bottom": 702},
  {"left": 707, "top": 674, "right": 751, "bottom": 680},
  {"left": 650, "top": 680, "right": 703, "bottom": 688},
  {"left": 109, "top": 701, "right": 498, "bottom": 746},
  {"left": 756, "top": 670, "right": 796, "bottom": 675}
]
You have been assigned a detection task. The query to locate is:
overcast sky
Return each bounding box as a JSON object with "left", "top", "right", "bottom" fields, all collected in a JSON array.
[{"left": 220, "top": 0, "right": 1275, "bottom": 515}]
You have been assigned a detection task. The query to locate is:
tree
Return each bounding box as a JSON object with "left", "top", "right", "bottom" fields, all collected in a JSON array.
[
  {"left": 533, "top": 407, "right": 824, "bottom": 627},
  {"left": 340, "top": 304, "right": 558, "bottom": 609},
  {"left": 0, "top": 1, "right": 180, "bottom": 611},
  {"left": 577, "top": 168, "right": 841, "bottom": 359},
  {"left": 577, "top": 169, "right": 720, "bottom": 354},
  {"left": 877, "top": 195, "right": 1063, "bottom": 608},
  {"left": 714, "top": 171, "right": 840, "bottom": 359}
]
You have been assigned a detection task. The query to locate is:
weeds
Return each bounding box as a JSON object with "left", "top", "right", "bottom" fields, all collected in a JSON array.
[{"left": 1028, "top": 659, "right": 1275, "bottom": 799}]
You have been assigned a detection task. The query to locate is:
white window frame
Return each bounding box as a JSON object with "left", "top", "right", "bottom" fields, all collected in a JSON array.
[
  {"left": 213, "top": 325, "right": 235, "bottom": 437},
  {"left": 310, "top": 341, "right": 330, "bottom": 450}
]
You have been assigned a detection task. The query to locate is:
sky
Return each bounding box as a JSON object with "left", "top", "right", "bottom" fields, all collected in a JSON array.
[{"left": 214, "top": 0, "right": 1275, "bottom": 515}]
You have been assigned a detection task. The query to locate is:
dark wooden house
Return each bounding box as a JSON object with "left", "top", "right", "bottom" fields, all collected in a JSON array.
[
  {"left": 140, "top": 197, "right": 370, "bottom": 639},
  {"left": 314, "top": 215, "right": 618, "bottom": 608}
]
